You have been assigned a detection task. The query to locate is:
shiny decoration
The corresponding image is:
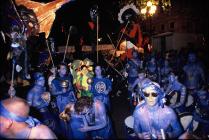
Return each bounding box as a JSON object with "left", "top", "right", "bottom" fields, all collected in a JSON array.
[
  {"left": 87, "top": 78, "right": 93, "bottom": 84},
  {"left": 61, "top": 80, "right": 69, "bottom": 88},
  {"left": 136, "top": 0, "right": 171, "bottom": 19},
  {"left": 118, "top": 3, "right": 139, "bottom": 24}
]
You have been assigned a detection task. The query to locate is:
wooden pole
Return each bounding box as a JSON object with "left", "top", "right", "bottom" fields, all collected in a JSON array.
[{"left": 96, "top": 15, "right": 99, "bottom": 63}]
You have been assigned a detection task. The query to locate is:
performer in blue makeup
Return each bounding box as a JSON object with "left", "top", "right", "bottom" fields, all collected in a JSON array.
[
  {"left": 130, "top": 70, "right": 151, "bottom": 97},
  {"left": 51, "top": 62, "right": 75, "bottom": 138},
  {"left": 27, "top": 72, "right": 57, "bottom": 133},
  {"left": 51, "top": 62, "right": 75, "bottom": 113},
  {"left": 182, "top": 52, "right": 205, "bottom": 95},
  {"left": 165, "top": 72, "right": 187, "bottom": 114},
  {"left": 60, "top": 96, "right": 113, "bottom": 139},
  {"left": 145, "top": 56, "right": 159, "bottom": 83},
  {"left": 90, "top": 65, "right": 112, "bottom": 111},
  {"left": 133, "top": 81, "right": 183, "bottom": 139},
  {"left": 129, "top": 70, "right": 151, "bottom": 109},
  {"left": 193, "top": 89, "right": 209, "bottom": 138},
  {"left": 0, "top": 97, "right": 56, "bottom": 139},
  {"left": 126, "top": 50, "right": 143, "bottom": 110},
  {"left": 58, "top": 80, "right": 77, "bottom": 113},
  {"left": 159, "top": 59, "right": 172, "bottom": 89}
]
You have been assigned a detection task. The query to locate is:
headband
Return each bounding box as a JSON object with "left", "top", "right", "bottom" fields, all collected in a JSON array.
[{"left": 0, "top": 102, "right": 40, "bottom": 128}]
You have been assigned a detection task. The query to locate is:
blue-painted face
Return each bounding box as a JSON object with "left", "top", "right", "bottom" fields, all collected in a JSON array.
[
  {"left": 36, "top": 77, "right": 45, "bottom": 86},
  {"left": 95, "top": 66, "right": 102, "bottom": 77},
  {"left": 188, "top": 53, "right": 196, "bottom": 63},
  {"left": 59, "top": 65, "right": 67, "bottom": 77},
  {"left": 138, "top": 73, "right": 145, "bottom": 79},
  {"left": 150, "top": 57, "right": 155, "bottom": 64},
  {"left": 168, "top": 74, "right": 176, "bottom": 83}
]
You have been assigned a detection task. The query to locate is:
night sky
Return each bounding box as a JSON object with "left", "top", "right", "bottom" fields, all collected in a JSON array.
[{"left": 49, "top": 0, "right": 120, "bottom": 46}]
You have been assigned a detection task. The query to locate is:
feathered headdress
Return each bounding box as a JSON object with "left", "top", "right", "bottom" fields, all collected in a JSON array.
[{"left": 118, "top": 3, "right": 139, "bottom": 24}]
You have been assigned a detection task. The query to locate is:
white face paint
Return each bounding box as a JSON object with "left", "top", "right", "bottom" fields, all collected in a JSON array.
[{"left": 143, "top": 87, "right": 159, "bottom": 107}]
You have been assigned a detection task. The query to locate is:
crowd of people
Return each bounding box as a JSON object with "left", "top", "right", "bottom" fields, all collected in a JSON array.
[
  {"left": 1, "top": 41, "right": 209, "bottom": 139},
  {"left": 1, "top": 2, "right": 209, "bottom": 140}
]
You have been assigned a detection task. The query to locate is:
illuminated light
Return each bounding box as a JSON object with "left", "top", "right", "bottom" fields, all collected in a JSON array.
[
  {"left": 151, "top": 5, "right": 157, "bottom": 11},
  {"left": 141, "top": 8, "right": 147, "bottom": 14},
  {"left": 87, "top": 78, "right": 93, "bottom": 84},
  {"left": 61, "top": 80, "right": 69, "bottom": 88},
  {"left": 149, "top": 5, "right": 157, "bottom": 15},
  {"left": 147, "top": 1, "right": 152, "bottom": 7}
]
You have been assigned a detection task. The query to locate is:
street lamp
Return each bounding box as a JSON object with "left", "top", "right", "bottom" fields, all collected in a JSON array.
[
  {"left": 140, "top": 1, "right": 157, "bottom": 35},
  {"left": 141, "top": 1, "right": 157, "bottom": 16}
]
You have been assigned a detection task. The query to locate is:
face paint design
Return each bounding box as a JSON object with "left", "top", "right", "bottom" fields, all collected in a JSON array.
[
  {"left": 144, "top": 92, "right": 159, "bottom": 106},
  {"left": 142, "top": 82, "right": 162, "bottom": 107}
]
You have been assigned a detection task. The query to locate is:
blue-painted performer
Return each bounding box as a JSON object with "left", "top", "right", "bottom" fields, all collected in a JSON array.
[
  {"left": 165, "top": 72, "right": 187, "bottom": 114},
  {"left": 90, "top": 65, "right": 112, "bottom": 111},
  {"left": 60, "top": 96, "right": 114, "bottom": 139},
  {"left": 133, "top": 81, "right": 183, "bottom": 139}
]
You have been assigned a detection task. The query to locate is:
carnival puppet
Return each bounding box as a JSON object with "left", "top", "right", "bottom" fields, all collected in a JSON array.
[{"left": 70, "top": 58, "right": 94, "bottom": 98}]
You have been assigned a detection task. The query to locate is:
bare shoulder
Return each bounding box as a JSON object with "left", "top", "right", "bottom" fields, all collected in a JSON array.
[{"left": 30, "top": 124, "right": 57, "bottom": 139}]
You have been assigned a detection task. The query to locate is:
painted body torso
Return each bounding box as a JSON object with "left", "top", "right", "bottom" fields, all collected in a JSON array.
[
  {"left": 27, "top": 85, "right": 48, "bottom": 110},
  {"left": 51, "top": 75, "right": 75, "bottom": 113},
  {"left": 183, "top": 63, "right": 204, "bottom": 90},
  {"left": 127, "top": 58, "right": 142, "bottom": 78},
  {"left": 134, "top": 104, "right": 182, "bottom": 138},
  {"left": 146, "top": 62, "right": 158, "bottom": 82},
  {"left": 135, "top": 105, "right": 172, "bottom": 133},
  {"left": 69, "top": 101, "right": 113, "bottom": 139}
]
